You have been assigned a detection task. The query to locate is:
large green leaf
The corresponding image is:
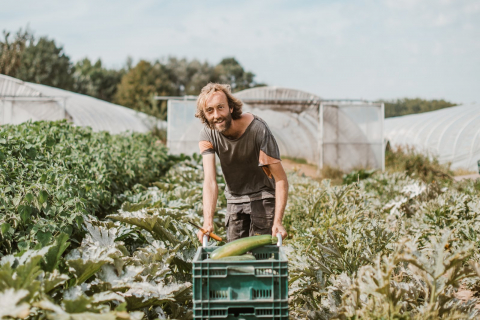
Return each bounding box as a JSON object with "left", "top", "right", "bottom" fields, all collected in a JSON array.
[
  {"left": 42, "top": 233, "right": 70, "bottom": 272},
  {"left": 0, "top": 288, "right": 30, "bottom": 319},
  {"left": 65, "top": 248, "right": 117, "bottom": 285},
  {"left": 42, "top": 270, "right": 70, "bottom": 293},
  {"left": 120, "top": 281, "right": 192, "bottom": 310}
]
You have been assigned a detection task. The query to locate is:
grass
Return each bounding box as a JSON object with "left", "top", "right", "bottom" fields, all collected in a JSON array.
[
  {"left": 282, "top": 156, "right": 309, "bottom": 164},
  {"left": 385, "top": 145, "right": 453, "bottom": 183}
]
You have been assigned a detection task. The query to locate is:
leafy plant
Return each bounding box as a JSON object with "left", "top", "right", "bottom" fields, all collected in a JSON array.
[
  {"left": 0, "top": 120, "right": 173, "bottom": 253},
  {"left": 385, "top": 146, "right": 453, "bottom": 183},
  {"left": 286, "top": 168, "right": 480, "bottom": 319}
]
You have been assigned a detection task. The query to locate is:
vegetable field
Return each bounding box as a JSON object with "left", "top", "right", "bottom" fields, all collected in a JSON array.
[{"left": 1, "top": 121, "right": 480, "bottom": 319}]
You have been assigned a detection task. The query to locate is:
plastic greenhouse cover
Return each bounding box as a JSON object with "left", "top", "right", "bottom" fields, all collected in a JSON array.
[
  {"left": 167, "top": 99, "right": 384, "bottom": 172},
  {"left": 384, "top": 104, "right": 480, "bottom": 171},
  {"left": 0, "top": 75, "right": 165, "bottom": 134}
]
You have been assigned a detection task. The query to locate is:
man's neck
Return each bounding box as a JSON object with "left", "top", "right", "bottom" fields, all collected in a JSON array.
[{"left": 222, "top": 113, "right": 254, "bottom": 139}]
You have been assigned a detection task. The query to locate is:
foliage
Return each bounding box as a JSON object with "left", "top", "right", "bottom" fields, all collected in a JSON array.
[
  {"left": 214, "top": 57, "right": 264, "bottom": 92},
  {"left": 73, "top": 58, "right": 125, "bottom": 102},
  {"left": 163, "top": 57, "right": 216, "bottom": 96},
  {"left": 385, "top": 145, "right": 453, "bottom": 184},
  {"left": 282, "top": 156, "right": 309, "bottom": 165},
  {"left": 319, "top": 165, "right": 344, "bottom": 183},
  {"left": 0, "top": 28, "right": 30, "bottom": 76},
  {"left": 0, "top": 121, "right": 172, "bottom": 254},
  {"left": 342, "top": 168, "right": 376, "bottom": 185},
  {"left": 0, "top": 153, "right": 226, "bottom": 319},
  {"left": 114, "top": 60, "right": 174, "bottom": 119},
  {"left": 2, "top": 27, "right": 264, "bottom": 119},
  {"left": 285, "top": 167, "right": 480, "bottom": 319},
  {"left": 15, "top": 35, "right": 75, "bottom": 90},
  {"left": 383, "top": 98, "right": 456, "bottom": 118},
  {"left": 2, "top": 119, "right": 479, "bottom": 319},
  {"left": 114, "top": 57, "right": 263, "bottom": 119}
]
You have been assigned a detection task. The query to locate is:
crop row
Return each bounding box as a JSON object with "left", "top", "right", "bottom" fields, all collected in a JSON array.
[{"left": 1, "top": 122, "right": 480, "bottom": 319}]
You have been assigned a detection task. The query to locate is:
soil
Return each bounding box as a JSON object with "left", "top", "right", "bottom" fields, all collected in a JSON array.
[
  {"left": 455, "top": 287, "right": 480, "bottom": 309},
  {"left": 282, "top": 159, "right": 320, "bottom": 179},
  {"left": 454, "top": 173, "right": 480, "bottom": 181}
]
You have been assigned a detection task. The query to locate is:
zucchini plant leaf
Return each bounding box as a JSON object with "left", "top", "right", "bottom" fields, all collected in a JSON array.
[{"left": 0, "top": 288, "right": 30, "bottom": 319}]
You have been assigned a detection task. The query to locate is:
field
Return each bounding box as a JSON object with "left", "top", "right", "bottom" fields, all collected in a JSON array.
[{"left": 1, "top": 121, "right": 480, "bottom": 319}]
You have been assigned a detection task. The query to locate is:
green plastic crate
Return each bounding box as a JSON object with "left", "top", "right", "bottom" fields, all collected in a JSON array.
[{"left": 192, "top": 245, "right": 288, "bottom": 319}]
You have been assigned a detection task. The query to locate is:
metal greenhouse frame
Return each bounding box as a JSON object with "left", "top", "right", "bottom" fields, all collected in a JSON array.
[{"left": 163, "top": 87, "right": 385, "bottom": 172}]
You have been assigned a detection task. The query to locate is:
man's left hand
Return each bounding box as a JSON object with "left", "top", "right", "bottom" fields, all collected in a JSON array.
[{"left": 272, "top": 223, "right": 287, "bottom": 240}]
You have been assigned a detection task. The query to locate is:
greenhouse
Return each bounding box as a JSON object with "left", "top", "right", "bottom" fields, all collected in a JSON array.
[
  {"left": 0, "top": 74, "right": 164, "bottom": 134},
  {"left": 385, "top": 103, "right": 480, "bottom": 172},
  {"left": 167, "top": 86, "right": 384, "bottom": 172}
]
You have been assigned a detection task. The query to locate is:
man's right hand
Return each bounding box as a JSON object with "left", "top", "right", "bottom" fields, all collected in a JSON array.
[{"left": 197, "top": 224, "right": 214, "bottom": 244}]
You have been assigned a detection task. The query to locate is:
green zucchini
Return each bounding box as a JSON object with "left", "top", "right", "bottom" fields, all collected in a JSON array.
[
  {"left": 204, "top": 254, "right": 256, "bottom": 262},
  {"left": 210, "top": 235, "right": 277, "bottom": 260}
]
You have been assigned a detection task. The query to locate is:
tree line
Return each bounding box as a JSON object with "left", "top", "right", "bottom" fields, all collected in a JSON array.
[
  {"left": 1, "top": 27, "right": 457, "bottom": 120},
  {"left": 382, "top": 98, "right": 457, "bottom": 118},
  {"left": 0, "top": 28, "right": 264, "bottom": 119}
]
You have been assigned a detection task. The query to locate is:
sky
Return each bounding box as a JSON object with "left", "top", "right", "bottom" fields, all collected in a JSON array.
[{"left": 1, "top": 0, "right": 479, "bottom": 103}]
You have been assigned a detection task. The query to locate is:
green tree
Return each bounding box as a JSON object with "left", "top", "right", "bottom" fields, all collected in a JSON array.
[
  {"left": 383, "top": 98, "right": 456, "bottom": 118},
  {"left": 185, "top": 59, "right": 217, "bottom": 94},
  {"left": 0, "top": 28, "right": 30, "bottom": 76},
  {"left": 15, "top": 36, "right": 74, "bottom": 90},
  {"left": 114, "top": 60, "right": 175, "bottom": 119},
  {"left": 214, "top": 57, "right": 260, "bottom": 92},
  {"left": 114, "top": 57, "right": 264, "bottom": 119},
  {"left": 72, "top": 58, "right": 124, "bottom": 102},
  {"left": 163, "top": 57, "right": 215, "bottom": 95}
]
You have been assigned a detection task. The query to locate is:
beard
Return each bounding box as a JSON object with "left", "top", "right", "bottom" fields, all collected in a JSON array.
[{"left": 207, "top": 112, "right": 232, "bottom": 133}]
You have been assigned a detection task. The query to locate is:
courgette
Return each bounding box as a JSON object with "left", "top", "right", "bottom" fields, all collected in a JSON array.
[
  {"left": 210, "top": 235, "right": 277, "bottom": 260},
  {"left": 204, "top": 254, "right": 256, "bottom": 262}
]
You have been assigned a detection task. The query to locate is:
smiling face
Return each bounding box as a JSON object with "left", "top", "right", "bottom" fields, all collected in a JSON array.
[{"left": 204, "top": 91, "right": 233, "bottom": 133}]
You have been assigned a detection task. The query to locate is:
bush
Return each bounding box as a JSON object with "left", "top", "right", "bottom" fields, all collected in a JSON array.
[
  {"left": 385, "top": 145, "right": 453, "bottom": 183},
  {"left": 286, "top": 170, "right": 480, "bottom": 319},
  {"left": 0, "top": 120, "right": 173, "bottom": 254}
]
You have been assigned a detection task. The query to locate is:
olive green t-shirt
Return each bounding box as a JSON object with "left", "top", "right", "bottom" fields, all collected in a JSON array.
[{"left": 199, "top": 114, "right": 281, "bottom": 203}]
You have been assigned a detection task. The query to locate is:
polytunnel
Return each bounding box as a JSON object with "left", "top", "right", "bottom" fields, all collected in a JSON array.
[
  {"left": 166, "top": 86, "right": 384, "bottom": 172},
  {"left": 0, "top": 74, "right": 165, "bottom": 134},
  {"left": 384, "top": 104, "right": 480, "bottom": 171}
]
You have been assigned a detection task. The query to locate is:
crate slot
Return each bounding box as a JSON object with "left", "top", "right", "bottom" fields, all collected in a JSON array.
[
  {"left": 210, "top": 310, "right": 226, "bottom": 316},
  {"left": 228, "top": 307, "right": 254, "bottom": 316},
  {"left": 257, "top": 308, "right": 273, "bottom": 315},
  {"left": 210, "top": 290, "right": 228, "bottom": 299},
  {"left": 202, "top": 269, "right": 226, "bottom": 276},
  {"left": 253, "top": 289, "right": 272, "bottom": 299},
  {"left": 254, "top": 252, "right": 276, "bottom": 260},
  {"left": 255, "top": 268, "right": 279, "bottom": 275}
]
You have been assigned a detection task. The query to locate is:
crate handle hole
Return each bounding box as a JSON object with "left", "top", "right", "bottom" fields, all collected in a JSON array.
[{"left": 228, "top": 307, "right": 254, "bottom": 316}]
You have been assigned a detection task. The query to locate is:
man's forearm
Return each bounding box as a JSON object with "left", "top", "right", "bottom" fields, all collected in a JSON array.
[
  {"left": 274, "top": 179, "right": 288, "bottom": 225},
  {"left": 203, "top": 180, "right": 218, "bottom": 226}
]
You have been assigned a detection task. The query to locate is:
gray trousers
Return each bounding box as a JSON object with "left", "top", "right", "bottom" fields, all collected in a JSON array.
[{"left": 225, "top": 198, "right": 275, "bottom": 242}]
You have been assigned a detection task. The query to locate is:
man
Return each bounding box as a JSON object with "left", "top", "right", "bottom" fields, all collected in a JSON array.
[{"left": 195, "top": 83, "right": 288, "bottom": 243}]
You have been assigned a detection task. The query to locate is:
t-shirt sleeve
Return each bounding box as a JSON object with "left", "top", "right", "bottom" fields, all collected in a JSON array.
[
  {"left": 199, "top": 128, "right": 215, "bottom": 156},
  {"left": 257, "top": 123, "right": 281, "bottom": 167}
]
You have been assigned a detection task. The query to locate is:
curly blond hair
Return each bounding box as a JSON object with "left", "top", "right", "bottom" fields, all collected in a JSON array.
[{"left": 195, "top": 83, "right": 243, "bottom": 124}]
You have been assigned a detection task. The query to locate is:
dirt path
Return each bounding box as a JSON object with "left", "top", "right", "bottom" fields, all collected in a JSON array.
[
  {"left": 282, "top": 159, "right": 320, "bottom": 179},
  {"left": 454, "top": 173, "right": 480, "bottom": 181}
]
